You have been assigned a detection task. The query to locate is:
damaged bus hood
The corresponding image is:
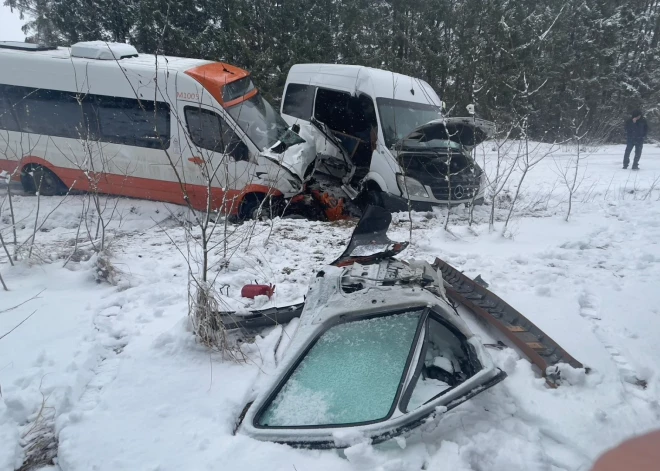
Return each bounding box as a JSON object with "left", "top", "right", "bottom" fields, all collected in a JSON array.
[
  {"left": 400, "top": 117, "right": 495, "bottom": 149},
  {"left": 261, "top": 126, "right": 318, "bottom": 183},
  {"left": 236, "top": 206, "right": 506, "bottom": 448}
]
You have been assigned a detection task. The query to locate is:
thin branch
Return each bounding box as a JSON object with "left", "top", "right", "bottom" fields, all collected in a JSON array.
[
  {"left": 0, "top": 289, "right": 45, "bottom": 314},
  {"left": 0, "top": 310, "right": 38, "bottom": 340}
]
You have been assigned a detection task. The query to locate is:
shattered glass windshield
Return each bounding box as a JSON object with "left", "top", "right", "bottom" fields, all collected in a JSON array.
[
  {"left": 227, "top": 94, "right": 291, "bottom": 151},
  {"left": 376, "top": 97, "right": 444, "bottom": 149},
  {"left": 257, "top": 310, "right": 422, "bottom": 427}
]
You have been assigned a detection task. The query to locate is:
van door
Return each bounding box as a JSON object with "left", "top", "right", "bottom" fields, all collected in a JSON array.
[
  {"left": 181, "top": 105, "right": 253, "bottom": 212},
  {"left": 313, "top": 88, "right": 379, "bottom": 182}
]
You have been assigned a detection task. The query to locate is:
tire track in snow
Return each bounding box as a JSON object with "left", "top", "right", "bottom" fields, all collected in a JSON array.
[
  {"left": 57, "top": 301, "right": 135, "bottom": 470},
  {"left": 8, "top": 297, "right": 132, "bottom": 471},
  {"left": 573, "top": 287, "right": 660, "bottom": 442},
  {"left": 73, "top": 305, "right": 128, "bottom": 414}
]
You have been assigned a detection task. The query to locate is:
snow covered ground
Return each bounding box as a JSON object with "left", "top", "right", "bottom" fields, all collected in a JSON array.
[{"left": 1, "top": 142, "right": 660, "bottom": 470}]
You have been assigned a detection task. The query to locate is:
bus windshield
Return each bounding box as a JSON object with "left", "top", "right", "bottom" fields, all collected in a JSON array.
[{"left": 227, "top": 93, "right": 290, "bottom": 151}]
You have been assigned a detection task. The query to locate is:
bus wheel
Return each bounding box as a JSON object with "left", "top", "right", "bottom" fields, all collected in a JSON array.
[
  {"left": 21, "top": 165, "right": 68, "bottom": 196},
  {"left": 238, "top": 194, "right": 278, "bottom": 221}
]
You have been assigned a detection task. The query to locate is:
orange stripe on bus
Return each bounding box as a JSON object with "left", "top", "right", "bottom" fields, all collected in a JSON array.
[{"left": 0, "top": 157, "right": 281, "bottom": 215}]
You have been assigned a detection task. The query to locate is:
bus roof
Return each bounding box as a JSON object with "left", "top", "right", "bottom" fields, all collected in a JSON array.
[
  {"left": 0, "top": 44, "right": 211, "bottom": 72},
  {"left": 0, "top": 42, "right": 252, "bottom": 107},
  {"left": 0, "top": 47, "right": 242, "bottom": 72}
]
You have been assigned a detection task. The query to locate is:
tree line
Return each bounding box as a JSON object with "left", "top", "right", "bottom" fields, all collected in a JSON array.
[{"left": 5, "top": 0, "right": 660, "bottom": 141}]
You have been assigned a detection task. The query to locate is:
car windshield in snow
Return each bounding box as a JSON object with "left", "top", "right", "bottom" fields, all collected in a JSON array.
[
  {"left": 227, "top": 94, "right": 290, "bottom": 151},
  {"left": 376, "top": 97, "right": 443, "bottom": 149},
  {"left": 256, "top": 310, "right": 423, "bottom": 427}
]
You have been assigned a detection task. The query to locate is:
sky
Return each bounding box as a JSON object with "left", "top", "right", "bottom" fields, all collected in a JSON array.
[{"left": 0, "top": 4, "right": 27, "bottom": 41}]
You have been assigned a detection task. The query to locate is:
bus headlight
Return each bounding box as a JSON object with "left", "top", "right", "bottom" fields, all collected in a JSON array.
[{"left": 396, "top": 174, "right": 430, "bottom": 198}]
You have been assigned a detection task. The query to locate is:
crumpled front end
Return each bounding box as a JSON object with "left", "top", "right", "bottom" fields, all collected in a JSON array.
[
  {"left": 390, "top": 117, "right": 495, "bottom": 207},
  {"left": 262, "top": 127, "right": 317, "bottom": 181}
]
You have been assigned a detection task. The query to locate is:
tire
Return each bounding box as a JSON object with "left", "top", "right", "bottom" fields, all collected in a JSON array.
[
  {"left": 21, "top": 165, "right": 67, "bottom": 196},
  {"left": 238, "top": 194, "right": 278, "bottom": 221}
]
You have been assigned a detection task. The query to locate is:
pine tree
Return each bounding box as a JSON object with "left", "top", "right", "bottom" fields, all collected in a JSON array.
[{"left": 6, "top": 0, "right": 659, "bottom": 140}]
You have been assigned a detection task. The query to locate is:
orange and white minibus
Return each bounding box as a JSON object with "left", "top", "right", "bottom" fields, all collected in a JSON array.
[{"left": 0, "top": 40, "right": 315, "bottom": 218}]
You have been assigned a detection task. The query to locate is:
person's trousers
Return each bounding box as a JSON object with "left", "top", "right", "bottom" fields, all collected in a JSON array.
[{"left": 623, "top": 140, "right": 643, "bottom": 168}]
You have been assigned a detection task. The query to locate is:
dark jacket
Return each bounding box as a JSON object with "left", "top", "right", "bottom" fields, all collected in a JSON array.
[{"left": 625, "top": 117, "right": 648, "bottom": 141}]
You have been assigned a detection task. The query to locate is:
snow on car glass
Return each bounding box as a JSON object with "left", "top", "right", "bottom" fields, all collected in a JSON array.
[
  {"left": 348, "top": 243, "right": 391, "bottom": 257},
  {"left": 257, "top": 310, "right": 422, "bottom": 427}
]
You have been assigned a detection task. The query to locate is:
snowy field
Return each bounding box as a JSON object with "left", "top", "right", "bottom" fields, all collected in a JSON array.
[{"left": 2, "top": 142, "right": 660, "bottom": 470}]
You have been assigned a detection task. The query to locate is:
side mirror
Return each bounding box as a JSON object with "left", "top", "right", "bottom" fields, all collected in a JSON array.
[
  {"left": 466, "top": 104, "right": 475, "bottom": 115},
  {"left": 292, "top": 123, "right": 300, "bottom": 134}
]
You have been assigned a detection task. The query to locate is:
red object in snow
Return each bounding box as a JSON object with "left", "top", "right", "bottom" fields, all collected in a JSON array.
[{"left": 241, "top": 284, "right": 275, "bottom": 299}]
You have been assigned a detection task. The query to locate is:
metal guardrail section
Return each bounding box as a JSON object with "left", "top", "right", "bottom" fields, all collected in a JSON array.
[{"left": 433, "top": 258, "right": 584, "bottom": 380}]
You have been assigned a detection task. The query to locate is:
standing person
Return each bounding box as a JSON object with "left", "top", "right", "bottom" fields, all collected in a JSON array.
[{"left": 623, "top": 109, "right": 648, "bottom": 170}]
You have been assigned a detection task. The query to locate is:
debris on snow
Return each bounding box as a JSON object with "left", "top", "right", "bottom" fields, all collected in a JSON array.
[{"left": 1, "top": 144, "right": 660, "bottom": 470}]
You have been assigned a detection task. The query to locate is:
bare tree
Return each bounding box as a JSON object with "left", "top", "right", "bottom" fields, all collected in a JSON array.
[
  {"left": 556, "top": 106, "right": 589, "bottom": 221},
  {"left": 0, "top": 122, "right": 45, "bottom": 260},
  {"left": 502, "top": 117, "right": 560, "bottom": 235},
  {"left": 486, "top": 124, "right": 518, "bottom": 231},
  {"left": 113, "top": 44, "right": 285, "bottom": 358},
  {"left": 0, "top": 267, "right": 7, "bottom": 291}
]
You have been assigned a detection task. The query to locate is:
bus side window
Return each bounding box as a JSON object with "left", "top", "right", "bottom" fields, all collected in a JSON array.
[
  {"left": 93, "top": 96, "right": 170, "bottom": 149},
  {"left": 1, "top": 84, "right": 169, "bottom": 149},
  {"left": 0, "top": 85, "right": 20, "bottom": 132},
  {"left": 314, "top": 88, "right": 351, "bottom": 133},
  {"left": 5, "top": 85, "right": 97, "bottom": 139},
  {"left": 184, "top": 106, "right": 249, "bottom": 162}
]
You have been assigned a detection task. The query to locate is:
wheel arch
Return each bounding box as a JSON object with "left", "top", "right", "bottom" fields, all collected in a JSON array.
[
  {"left": 361, "top": 172, "right": 388, "bottom": 193},
  {"left": 19, "top": 157, "right": 70, "bottom": 186},
  {"left": 20, "top": 159, "right": 68, "bottom": 195},
  {"left": 234, "top": 185, "right": 284, "bottom": 219},
  {"left": 20, "top": 156, "right": 60, "bottom": 175}
]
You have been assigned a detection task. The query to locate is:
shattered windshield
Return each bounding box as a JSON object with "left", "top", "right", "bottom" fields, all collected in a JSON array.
[
  {"left": 376, "top": 97, "right": 444, "bottom": 149},
  {"left": 257, "top": 310, "right": 422, "bottom": 427},
  {"left": 227, "top": 94, "right": 290, "bottom": 151}
]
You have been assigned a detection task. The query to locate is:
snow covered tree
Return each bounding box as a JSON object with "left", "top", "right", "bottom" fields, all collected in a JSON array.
[{"left": 6, "top": 0, "right": 659, "bottom": 141}]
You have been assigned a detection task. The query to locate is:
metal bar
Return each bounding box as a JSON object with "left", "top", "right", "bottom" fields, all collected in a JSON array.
[
  {"left": 434, "top": 258, "right": 583, "bottom": 384},
  {"left": 214, "top": 303, "right": 305, "bottom": 331}
]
